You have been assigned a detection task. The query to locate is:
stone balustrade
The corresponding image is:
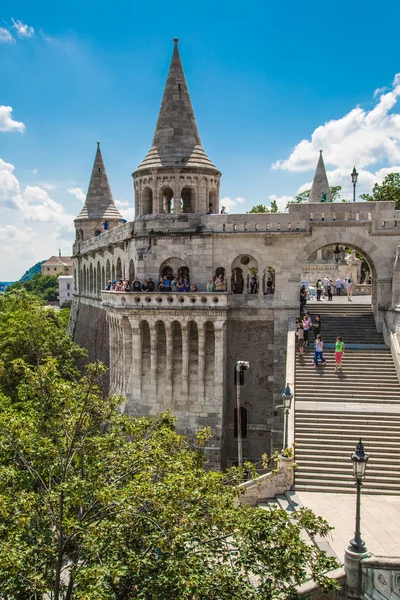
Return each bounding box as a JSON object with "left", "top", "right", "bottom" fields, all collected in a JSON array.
[{"left": 101, "top": 290, "right": 232, "bottom": 309}]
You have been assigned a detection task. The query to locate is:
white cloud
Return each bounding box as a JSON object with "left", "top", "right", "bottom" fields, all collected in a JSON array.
[
  {"left": 0, "top": 157, "right": 75, "bottom": 229},
  {"left": 11, "top": 19, "right": 34, "bottom": 38},
  {"left": 0, "top": 106, "right": 25, "bottom": 133},
  {"left": 67, "top": 187, "right": 85, "bottom": 202},
  {"left": 219, "top": 196, "right": 247, "bottom": 213},
  {"left": 115, "top": 199, "right": 129, "bottom": 208},
  {"left": 273, "top": 74, "right": 400, "bottom": 173},
  {"left": 38, "top": 182, "right": 57, "bottom": 190},
  {"left": 0, "top": 27, "right": 14, "bottom": 43},
  {"left": 120, "top": 207, "right": 135, "bottom": 222}
]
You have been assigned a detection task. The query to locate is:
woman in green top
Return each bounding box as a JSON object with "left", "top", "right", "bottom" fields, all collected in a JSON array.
[{"left": 335, "top": 337, "right": 345, "bottom": 371}]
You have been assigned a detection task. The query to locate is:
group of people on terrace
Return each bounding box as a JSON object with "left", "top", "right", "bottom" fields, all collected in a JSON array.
[
  {"left": 295, "top": 313, "right": 345, "bottom": 371},
  {"left": 300, "top": 276, "right": 354, "bottom": 313},
  {"left": 105, "top": 275, "right": 199, "bottom": 293}
]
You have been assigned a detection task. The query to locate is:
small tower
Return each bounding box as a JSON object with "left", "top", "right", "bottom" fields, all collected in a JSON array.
[
  {"left": 74, "top": 143, "right": 122, "bottom": 246},
  {"left": 133, "top": 38, "right": 221, "bottom": 217},
  {"left": 308, "top": 150, "right": 332, "bottom": 203}
]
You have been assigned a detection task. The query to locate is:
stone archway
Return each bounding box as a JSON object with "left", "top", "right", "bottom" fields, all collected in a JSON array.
[
  {"left": 159, "top": 257, "right": 190, "bottom": 282},
  {"left": 142, "top": 187, "right": 153, "bottom": 215},
  {"left": 181, "top": 187, "right": 195, "bottom": 213},
  {"left": 160, "top": 187, "right": 174, "bottom": 214},
  {"left": 291, "top": 231, "right": 392, "bottom": 319},
  {"left": 231, "top": 254, "right": 259, "bottom": 294}
]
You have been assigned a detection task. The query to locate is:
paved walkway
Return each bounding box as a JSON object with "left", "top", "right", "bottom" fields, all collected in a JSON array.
[
  {"left": 295, "top": 491, "right": 400, "bottom": 561},
  {"left": 306, "top": 294, "right": 372, "bottom": 306}
]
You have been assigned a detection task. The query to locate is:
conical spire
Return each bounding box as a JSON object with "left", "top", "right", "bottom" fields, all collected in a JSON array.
[
  {"left": 76, "top": 142, "right": 122, "bottom": 220},
  {"left": 135, "top": 38, "right": 218, "bottom": 172},
  {"left": 308, "top": 150, "right": 332, "bottom": 203}
]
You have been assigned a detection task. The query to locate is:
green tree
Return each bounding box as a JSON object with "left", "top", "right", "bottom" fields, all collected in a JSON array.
[
  {"left": 360, "top": 172, "right": 400, "bottom": 209},
  {"left": 8, "top": 272, "right": 59, "bottom": 302},
  {"left": 287, "top": 186, "right": 343, "bottom": 209},
  {"left": 0, "top": 290, "right": 85, "bottom": 398},
  {"left": 247, "top": 204, "right": 269, "bottom": 213},
  {"left": 0, "top": 361, "right": 339, "bottom": 599},
  {"left": 270, "top": 199, "right": 278, "bottom": 213}
]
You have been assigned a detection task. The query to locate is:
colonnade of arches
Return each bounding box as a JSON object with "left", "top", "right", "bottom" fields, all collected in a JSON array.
[
  {"left": 138, "top": 185, "right": 219, "bottom": 216},
  {"left": 229, "top": 255, "right": 275, "bottom": 295},
  {"left": 79, "top": 257, "right": 128, "bottom": 296},
  {"left": 108, "top": 316, "right": 224, "bottom": 406}
]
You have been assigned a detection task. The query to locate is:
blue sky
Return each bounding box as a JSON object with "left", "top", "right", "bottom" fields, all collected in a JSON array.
[{"left": 1, "top": 0, "right": 400, "bottom": 279}]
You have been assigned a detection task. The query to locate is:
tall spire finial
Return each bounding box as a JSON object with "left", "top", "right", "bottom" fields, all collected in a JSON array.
[
  {"left": 75, "top": 143, "right": 122, "bottom": 221},
  {"left": 173, "top": 37, "right": 179, "bottom": 44},
  {"left": 308, "top": 150, "right": 332, "bottom": 203}
]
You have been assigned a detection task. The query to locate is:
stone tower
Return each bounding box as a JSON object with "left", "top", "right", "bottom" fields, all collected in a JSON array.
[
  {"left": 133, "top": 38, "right": 221, "bottom": 217},
  {"left": 308, "top": 150, "right": 332, "bottom": 203},
  {"left": 74, "top": 142, "right": 122, "bottom": 249}
]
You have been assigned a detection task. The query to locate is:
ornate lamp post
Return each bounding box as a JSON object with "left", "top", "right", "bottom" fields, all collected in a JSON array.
[
  {"left": 281, "top": 384, "right": 293, "bottom": 449},
  {"left": 349, "top": 439, "right": 369, "bottom": 553},
  {"left": 351, "top": 167, "right": 359, "bottom": 203},
  {"left": 235, "top": 361, "right": 250, "bottom": 467}
]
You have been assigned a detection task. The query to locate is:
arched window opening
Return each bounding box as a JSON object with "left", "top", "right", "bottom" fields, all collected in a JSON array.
[
  {"left": 111, "top": 264, "right": 116, "bottom": 282},
  {"left": 178, "top": 266, "right": 190, "bottom": 282},
  {"left": 142, "top": 187, "right": 153, "bottom": 215},
  {"left": 89, "top": 264, "right": 94, "bottom": 293},
  {"left": 214, "top": 267, "right": 226, "bottom": 291},
  {"left": 116, "top": 257, "right": 122, "bottom": 280},
  {"left": 263, "top": 267, "right": 275, "bottom": 295},
  {"left": 161, "top": 187, "right": 174, "bottom": 214},
  {"left": 129, "top": 259, "right": 135, "bottom": 281},
  {"left": 208, "top": 189, "right": 217, "bottom": 214},
  {"left": 101, "top": 266, "right": 105, "bottom": 290},
  {"left": 181, "top": 187, "right": 194, "bottom": 213},
  {"left": 234, "top": 407, "right": 248, "bottom": 439},
  {"left": 231, "top": 255, "right": 258, "bottom": 294},
  {"left": 159, "top": 257, "right": 190, "bottom": 286},
  {"left": 83, "top": 266, "right": 87, "bottom": 293}
]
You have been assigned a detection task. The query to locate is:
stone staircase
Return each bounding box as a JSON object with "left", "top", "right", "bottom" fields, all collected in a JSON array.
[{"left": 295, "top": 302, "right": 400, "bottom": 495}]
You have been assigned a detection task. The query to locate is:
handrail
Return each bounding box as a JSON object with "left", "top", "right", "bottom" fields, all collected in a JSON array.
[
  {"left": 382, "top": 315, "right": 400, "bottom": 384},
  {"left": 285, "top": 329, "right": 296, "bottom": 449}
]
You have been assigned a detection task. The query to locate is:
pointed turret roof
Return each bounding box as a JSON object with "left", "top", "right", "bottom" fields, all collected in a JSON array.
[
  {"left": 76, "top": 143, "right": 122, "bottom": 221},
  {"left": 308, "top": 150, "right": 331, "bottom": 203},
  {"left": 135, "top": 38, "right": 219, "bottom": 173}
]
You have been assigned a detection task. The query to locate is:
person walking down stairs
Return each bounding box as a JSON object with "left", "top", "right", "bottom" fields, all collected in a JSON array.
[{"left": 313, "top": 335, "right": 326, "bottom": 368}]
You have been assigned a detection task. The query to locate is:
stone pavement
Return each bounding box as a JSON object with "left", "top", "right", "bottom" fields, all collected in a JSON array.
[
  {"left": 306, "top": 294, "right": 372, "bottom": 305},
  {"left": 295, "top": 491, "right": 400, "bottom": 561}
]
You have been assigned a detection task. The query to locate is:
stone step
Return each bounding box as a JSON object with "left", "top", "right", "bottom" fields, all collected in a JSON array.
[
  {"left": 296, "top": 470, "right": 400, "bottom": 485},
  {"left": 295, "top": 455, "right": 400, "bottom": 466},
  {"left": 294, "top": 482, "right": 400, "bottom": 495},
  {"left": 295, "top": 412, "right": 400, "bottom": 422},
  {"left": 295, "top": 420, "right": 400, "bottom": 430}
]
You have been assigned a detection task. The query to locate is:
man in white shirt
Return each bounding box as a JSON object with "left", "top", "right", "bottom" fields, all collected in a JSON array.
[
  {"left": 335, "top": 277, "right": 342, "bottom": 296},
  {"left": 342, "top": 278, "right": 348, "bottom": 292}
]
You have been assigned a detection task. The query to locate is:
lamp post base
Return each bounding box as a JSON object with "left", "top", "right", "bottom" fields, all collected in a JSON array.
[
  {"left": 348, "top": 538, "right": 366, "bottom": 554},
  {"left": 344, "top": 546, "right": 369, "bottom": 600}
]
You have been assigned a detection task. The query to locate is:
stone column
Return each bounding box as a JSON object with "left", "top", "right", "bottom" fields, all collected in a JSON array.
[
  {"left": 122, "top": 317, "right": 132, "bottom": 393},
  {"left": 174, "top": 178, "right": 181, "bottom": 215},
  {"left": 181, "top": 323, "right": 189, "bottom": 398},
  {"left": 214, "top": 321, "right": 226, "bottom": 406},
  {"left": 149, "top": 321, "right": 157, "bottom": 399},
  {"left": 165, "top": 321, "right": 173, "bottom": 401},
  {"left": 197, "top": 322, "right": 205, "bottom": 401},
  {"left": 128, "top": 317, "right": 142, "bottom": 403}
]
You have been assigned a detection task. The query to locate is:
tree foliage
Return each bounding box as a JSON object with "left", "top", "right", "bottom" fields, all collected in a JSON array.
[
  {"left": 360, "top": 172, "right": 400, "bottom": 209},
  {"left": 0, "top": 290, "right": 86, "bottom": 398},
  {"left": 18, "top": 260, "right": 44, "bottom": 283},
  {"left": 248, "top": 199, "right": 278, "bottom": 213},
  {"left": 0, "top": 294, "right": 340, "bottom": 599},
  {"left": 8, "top": 272, "right": 59, "bottom": 301}
]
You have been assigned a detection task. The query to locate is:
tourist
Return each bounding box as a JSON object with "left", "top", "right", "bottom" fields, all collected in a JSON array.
[
  {"left": 171, "top": 276, "right": 178, "bottom": 292},
  {"left": 163, "top": 275, "right": 171, "bottom": 292},
  {"left": 302, "top": 313, "right": 312, "bottom": 347},
  {"left": 313, "top": 314, "right": 321, "bottom": 339},
  {"left": 347, "top": 277, "right": 353, "bottom": 302},
  {"left": 207, "top": 279, "right": 215, "bottom": 292},
  {"left": 215, "top": 275, "right": 222, "bottom": 292},
  {"left": 183, "top": 278, "right": 190, "bottom": 292},
  {"left": 207, "top": 202, "right": 215, "bottom": 215},
  {"left": 335, "top": 277, "right": 342, "bottom": 296},
  {"left": 106, "top": 280, "right": 112, "bottom": 290},
  {"left": 296, "top": 321, "right": 305, "bottom": 355},
  {"left": 342, "top": 278, "right": 348, "bottom": 296},
  {"left": 313, "top": 335, "right": 326, "bottom": 368},
  {"left": 266, "top": 276, "right": 274, "bottom": 294},
  {"left": 335, "top": 336, "right": 345, "bottom": 371},
  {"left": 158, "top": 278, "right": 165, "bottom": 292},
  {"left": 323, "top": 276, "right": 329, "bottom": 294},
  {"left": 124, "top": 279, "right": 130, "bottom": 292},
  {"left": 190, "top": 283, "right": 198, "bottom": 292},
  {"left": 220, "top": 206, "right": 227, "bottom": 214},
  {"left": 316, "top": 279, "right": 323, "bottom": 301},
  {"left": 141, "top": 280, "right": 149, "bottom": 292},
  {"left": 300, "top": 286, "right": 307, "bottom": 314},
  {"left": 327, "top": 279, "right": 333, "bottom": 301},
  {"left": 131, "top": 277, "right": 142, "bottom": 292},
  {"left": 250, "top": 276, "right": 257, "bottom": 294},
  {"left": 147, "top": 278, "right": 155, "bottom": 292},
  {"left": 176, "top": 278, "right": 185, "bottom": 292},
  {"left": 221, "top": 277, "right": 226, "bottom": 292}
]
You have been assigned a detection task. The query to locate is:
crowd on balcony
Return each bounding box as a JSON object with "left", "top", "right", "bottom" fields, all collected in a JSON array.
[{"left": 105, "top": 275, "right": 200, "bottom": 293}]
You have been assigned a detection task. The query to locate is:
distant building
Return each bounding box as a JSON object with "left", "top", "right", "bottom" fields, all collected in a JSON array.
[
  {"left": 41, "top": 256, "right": 72, "bottom": 276},
  {"left": 58, "top": 275, "right": 74, "bottom": 306}
]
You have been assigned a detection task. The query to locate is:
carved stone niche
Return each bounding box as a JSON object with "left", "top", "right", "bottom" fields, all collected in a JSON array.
[{"left": 374, "top": 571, "right": 391, "bottom": 597}]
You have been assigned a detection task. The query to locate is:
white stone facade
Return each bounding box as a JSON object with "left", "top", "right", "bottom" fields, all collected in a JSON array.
[{"left": 58, "top": 275, "right": 74, "bottom": 306}]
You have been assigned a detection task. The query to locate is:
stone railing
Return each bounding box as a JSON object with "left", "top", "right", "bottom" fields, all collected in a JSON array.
[
  {"left": 237, "top": 456, "right": 295, "bottom": 506},
  {"left": 382, "top": 315, "right": 400, "bottom": 384},
  {"left": 101, "top": 290, "right": 232, "bottom": 309},
  {"left": 362, "top": 556, "right": 400, "bottom": 600},
  {"left": 285, "top": 329, "right": 296, "bottom": 450}
]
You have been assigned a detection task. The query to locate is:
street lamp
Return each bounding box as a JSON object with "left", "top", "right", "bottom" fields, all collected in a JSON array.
[
  {"left": 334, "top": 244, "right": 341, "bottom": 264},
  {"left": 351, "top": 167, "right": 359, "bottom": 203},
  {"left": 235, "top": 361, "right": 250, "bottom": 467},
  {"left": 348, "top": 439, "right": 369, "bottom": 553},
  {"left": 281, "top": 384, "right": 293, "bottom": 449}
]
